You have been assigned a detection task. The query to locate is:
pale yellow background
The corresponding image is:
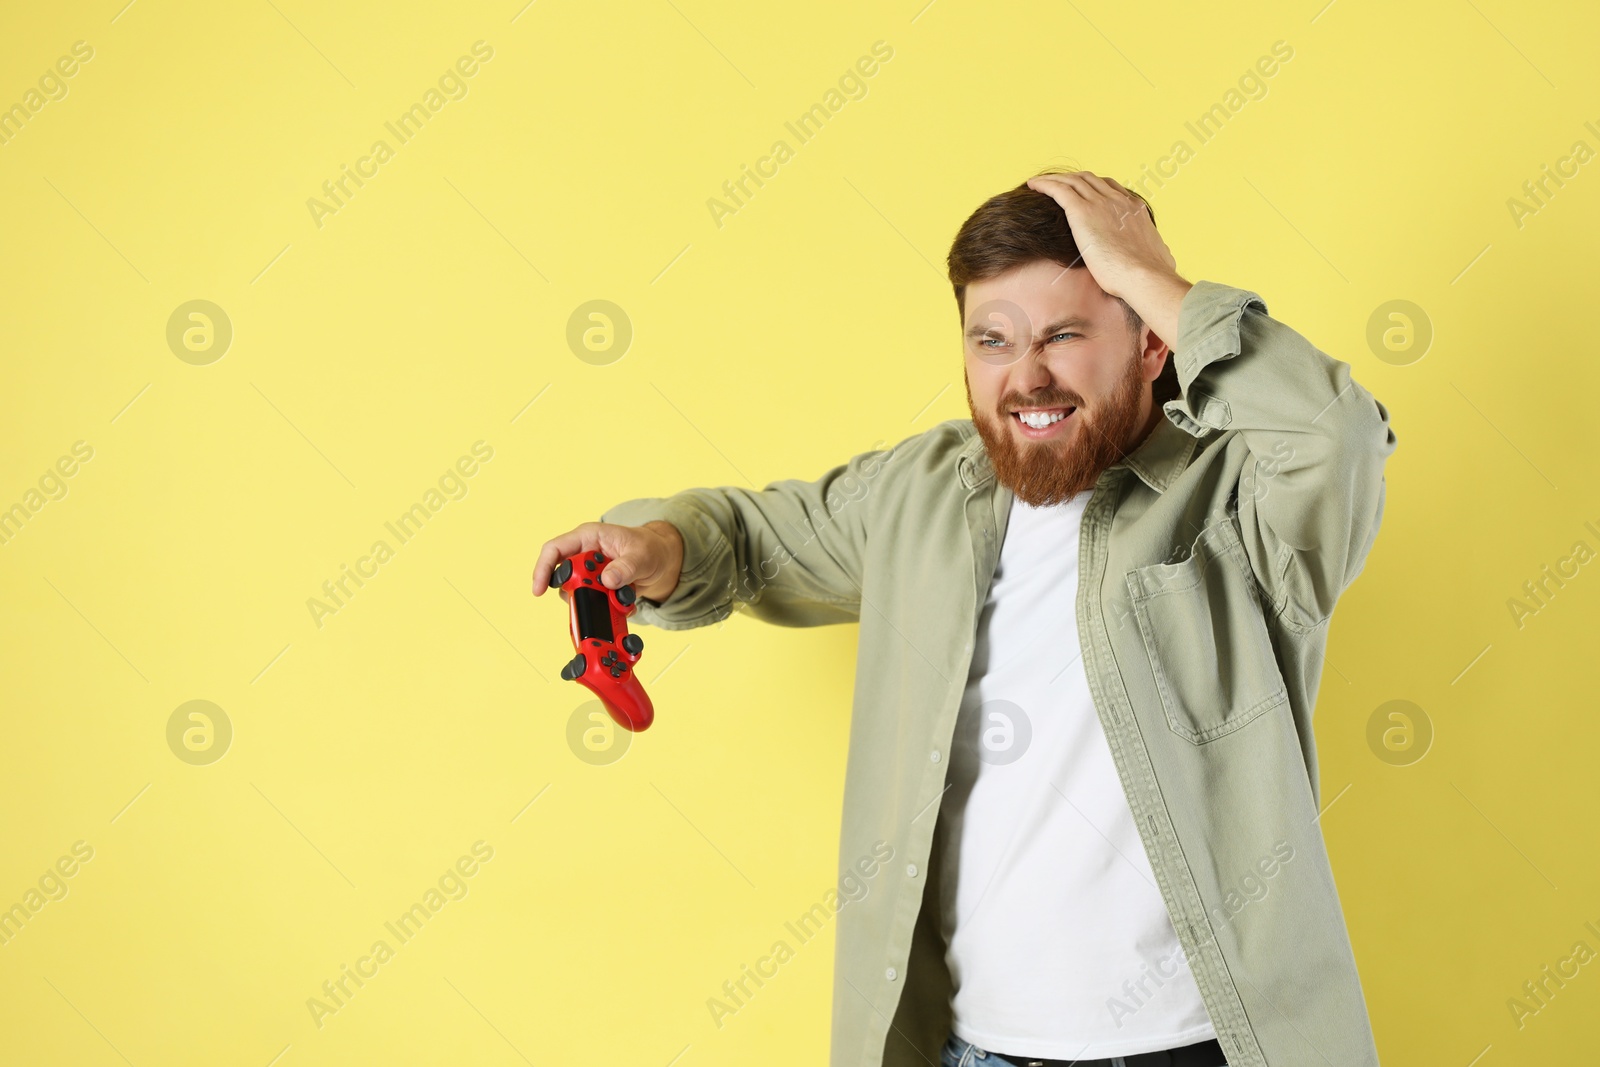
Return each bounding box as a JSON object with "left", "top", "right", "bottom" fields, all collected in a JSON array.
[{"left": 2, "top": 1, "right": 1597, "bottom": 1064}]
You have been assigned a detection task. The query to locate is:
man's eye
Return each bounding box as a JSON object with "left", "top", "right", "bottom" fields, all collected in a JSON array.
[
  {"left": 1051, "top": 331, "right": 1079, "bottom": 342},
  {"left": 979, "top": 337, "right": 1007, "bottom": 348}
]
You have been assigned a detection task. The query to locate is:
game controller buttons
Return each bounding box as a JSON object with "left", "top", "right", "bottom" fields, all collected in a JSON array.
[
  {"left": 552, "top": 549, "right": 654, "bottom": 732},
  {"left": 598, "top": 648, "right": 628, "bottom": 678}
]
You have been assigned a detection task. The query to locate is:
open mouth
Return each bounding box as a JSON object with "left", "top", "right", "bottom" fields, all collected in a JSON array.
[{"left": 1011, "top": 407, "right": 1076, "bottom": 436}]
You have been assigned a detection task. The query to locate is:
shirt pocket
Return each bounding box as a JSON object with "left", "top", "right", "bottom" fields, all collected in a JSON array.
[{"left": 1124, "top": 518, "right": 1288, "bottom": 745}]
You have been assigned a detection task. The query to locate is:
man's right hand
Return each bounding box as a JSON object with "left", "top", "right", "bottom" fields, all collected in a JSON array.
[{"left": 531, "top": 520, "right": 685, "bottom": 604}]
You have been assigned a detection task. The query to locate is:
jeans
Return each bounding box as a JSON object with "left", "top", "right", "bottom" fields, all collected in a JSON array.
[{"left": 939, "top": 1032, "right": 1229, "bottom": 1067}]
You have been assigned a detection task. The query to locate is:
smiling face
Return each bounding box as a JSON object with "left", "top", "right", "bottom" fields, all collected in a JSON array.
[{"left": 962, "top": 259, "right": 1170, "bottom": 507}]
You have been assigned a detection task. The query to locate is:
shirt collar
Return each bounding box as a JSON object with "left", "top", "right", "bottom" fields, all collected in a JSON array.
[{"left": 957, "top": 413, "right": 1198, "bottom": 493}]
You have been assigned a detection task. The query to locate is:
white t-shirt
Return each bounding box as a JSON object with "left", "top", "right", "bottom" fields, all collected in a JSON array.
[{"left": 937, "top": 491, "right": 1218, "bottom": 1060}]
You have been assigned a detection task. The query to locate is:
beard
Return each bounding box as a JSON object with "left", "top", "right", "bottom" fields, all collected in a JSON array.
[{"left": 965, "top": 341, "right": 1149, "bottom": 507}]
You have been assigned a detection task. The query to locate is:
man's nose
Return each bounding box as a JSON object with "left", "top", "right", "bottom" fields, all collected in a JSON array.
[{"left": 1012, "top": 343, "right": 1056, "bottom": 382}]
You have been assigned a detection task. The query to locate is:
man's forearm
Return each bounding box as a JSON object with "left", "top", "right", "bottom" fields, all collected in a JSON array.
[
  {"left": 636, "top": 520, "right": 684, "bottom": 602},
  {"left": 1119, "top": 267, "right": 1194, "bottom": 351},
  {"left": 1157, "top": 279, "right": 1397, "bottom": 627}
]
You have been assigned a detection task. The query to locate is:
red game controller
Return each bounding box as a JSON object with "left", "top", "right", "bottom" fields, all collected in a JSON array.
[{"left": 552, "top": 549, "right": 654, "bottom": 732}]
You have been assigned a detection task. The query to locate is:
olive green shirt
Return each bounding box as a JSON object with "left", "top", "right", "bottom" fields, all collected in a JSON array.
[{"left": 600, "top": 280, "right": 1396, "bottom": 1066}]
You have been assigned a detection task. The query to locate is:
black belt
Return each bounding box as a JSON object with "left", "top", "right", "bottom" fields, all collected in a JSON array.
[{"left": 985, "top": 1036, "right": 1227, "bottom": 1067}]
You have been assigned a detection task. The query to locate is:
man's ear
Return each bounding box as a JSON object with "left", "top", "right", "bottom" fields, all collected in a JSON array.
[{"left": 1150, "top": 347, "right": 1180, "bottom": 406}]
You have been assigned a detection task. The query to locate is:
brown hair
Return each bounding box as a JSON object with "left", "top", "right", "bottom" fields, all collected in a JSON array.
[{"left": 947, "top": 168, "right": 1176, "bottom": 402}]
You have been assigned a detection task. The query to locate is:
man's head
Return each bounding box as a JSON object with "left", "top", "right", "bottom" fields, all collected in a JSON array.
[{"left": 948, "top": 171, "right": 1178, "bottom": 507}]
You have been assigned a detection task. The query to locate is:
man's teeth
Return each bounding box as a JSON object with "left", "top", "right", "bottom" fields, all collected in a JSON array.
[{"left": 1016, "top": 409, "right": 1070, "bottom": 429}]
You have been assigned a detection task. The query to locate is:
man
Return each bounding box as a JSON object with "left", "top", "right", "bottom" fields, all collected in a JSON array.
[{"left": 532, "top": 169, "right": 1396, "bottom": 1067}]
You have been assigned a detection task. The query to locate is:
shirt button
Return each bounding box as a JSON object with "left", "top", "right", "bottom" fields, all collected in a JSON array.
[
  {"left": 906, "top": 864, "right": 918, "bottom": 878},
  {"left": 930, "top": 750, "right": 941, "bottom": 763},
  {"left": 885, "top": 966, "right": 897, "bottom": 981}
]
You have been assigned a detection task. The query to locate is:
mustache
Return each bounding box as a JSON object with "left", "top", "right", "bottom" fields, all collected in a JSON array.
[{"left": 1000, "top": 393, "right": 1082, "bottom": 411}]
